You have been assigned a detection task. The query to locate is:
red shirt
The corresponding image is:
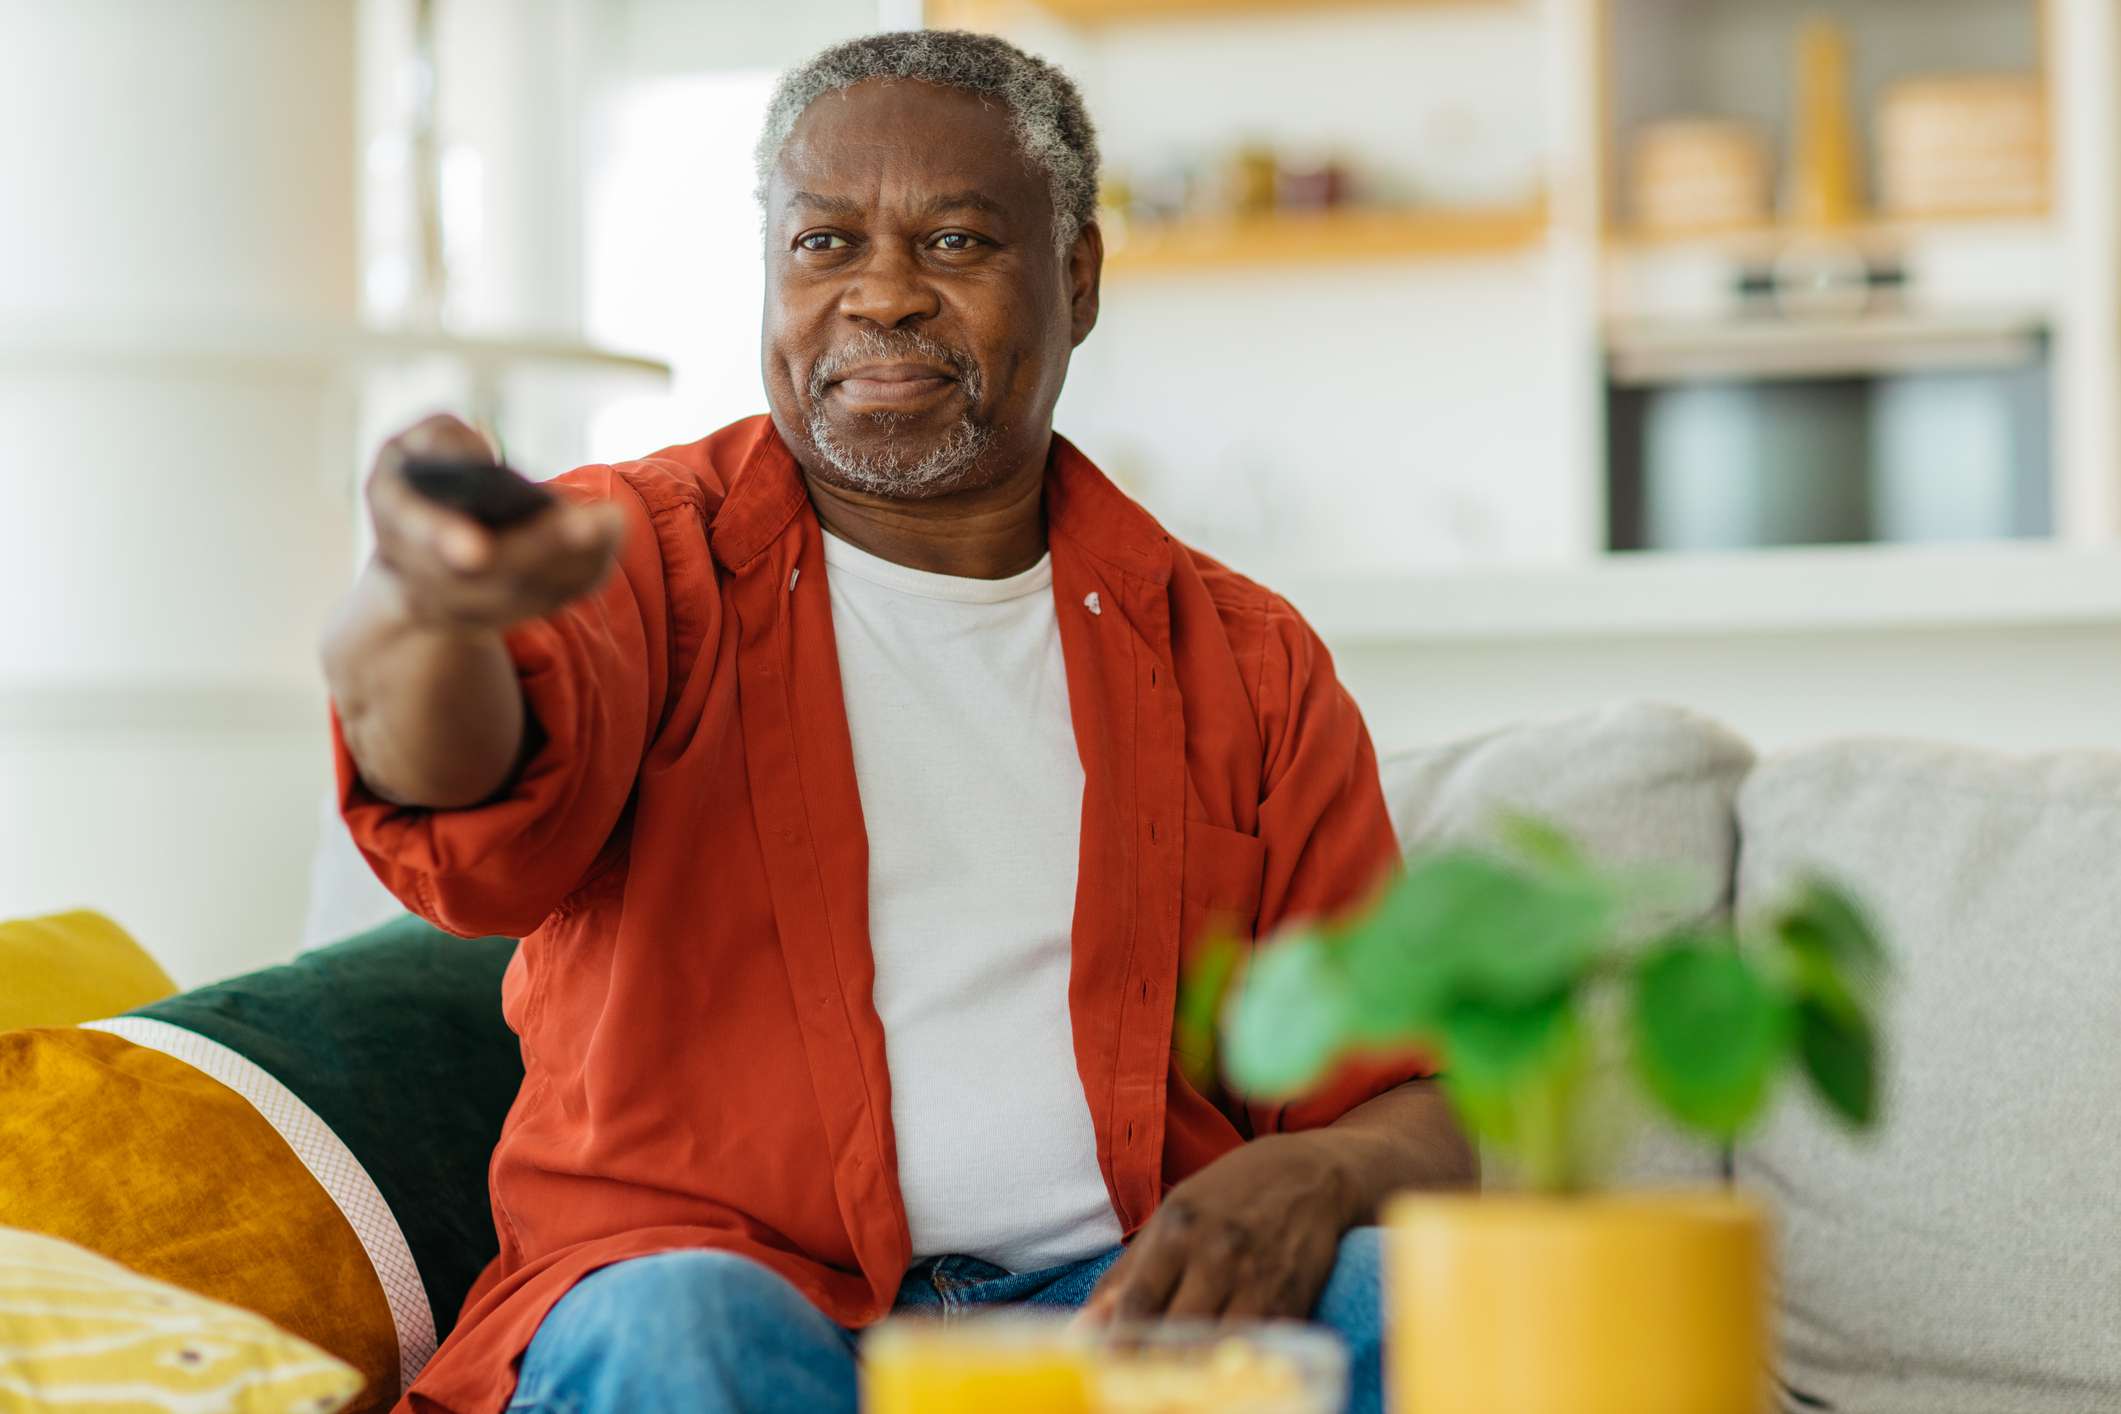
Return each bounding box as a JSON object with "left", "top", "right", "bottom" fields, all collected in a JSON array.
[{"left": 335, "top": 418, "right": 1418, "bottom": 1414}]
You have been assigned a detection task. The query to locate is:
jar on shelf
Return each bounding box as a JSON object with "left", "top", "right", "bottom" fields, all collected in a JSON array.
[
  {"left": 1878, "top": 74, "right": 2049, "bottom": 219},
  {"left": 1629, "top": 119, "right": 1774, "bottom": 235}
]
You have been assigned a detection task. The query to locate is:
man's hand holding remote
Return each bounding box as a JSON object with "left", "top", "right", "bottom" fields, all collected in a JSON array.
[{"left": 323, "top": 414, "right": 626, "bottom": 810}]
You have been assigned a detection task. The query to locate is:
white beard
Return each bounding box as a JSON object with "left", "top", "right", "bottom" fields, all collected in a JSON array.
[
  {"left": 803, "top": 327, "right": 997, "bottom": 498},
  {"left": 805, "top": 406, "right": 998, "bottom": 498}
]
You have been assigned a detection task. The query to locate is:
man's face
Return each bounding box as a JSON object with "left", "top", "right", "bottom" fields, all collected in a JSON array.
[{"left": 762, "top": 79, "right": 1099, "bottom": 500}]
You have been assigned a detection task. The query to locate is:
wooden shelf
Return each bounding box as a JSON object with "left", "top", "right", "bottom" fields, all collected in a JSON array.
[
  {"left": 1104, "top": 203, "right": 1548, "bottom": 274},
  {"left": 1607, "top": 209, "right": 2054, "bottom": 256},
  {"left": 934, "top": 0, "right": 1515, "bottom": 25}
]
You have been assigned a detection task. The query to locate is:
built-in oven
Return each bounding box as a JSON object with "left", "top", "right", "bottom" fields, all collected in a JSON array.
[{"left": 1605, "top": 226, "right": 2053, "bottom": 550}]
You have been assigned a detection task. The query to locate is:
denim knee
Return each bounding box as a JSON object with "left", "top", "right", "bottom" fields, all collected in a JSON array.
[
  {"left": 512, "top": 1249, "right": 858, "bottom": 1414},
  {"left": 557, "top": 1249, "right": 790, "bottom": 1354},
  {"left": 1314, "top": 1227, "right": 1384, "bottom": 1414}
]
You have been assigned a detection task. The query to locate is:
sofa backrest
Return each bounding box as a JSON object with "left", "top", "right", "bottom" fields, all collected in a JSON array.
[
  {"left": 1734, "top": 740, "right": 2121, "bottom": 1414},
  {"left": 1378, "top": 700, "right": 1755, "bottom": 1188}
]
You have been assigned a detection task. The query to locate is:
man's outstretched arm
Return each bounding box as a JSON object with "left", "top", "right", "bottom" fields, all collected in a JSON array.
[{"left": 325, "top": 413, "right": 624, "bottom": 810}]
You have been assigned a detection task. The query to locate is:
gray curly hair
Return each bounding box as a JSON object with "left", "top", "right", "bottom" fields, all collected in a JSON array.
[{"left": 754, "top": 30, "right": 1100, "bottom": 256}]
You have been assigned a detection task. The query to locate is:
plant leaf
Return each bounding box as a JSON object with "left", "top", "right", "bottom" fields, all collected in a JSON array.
[
  {"left": 1441, "top": 991, "right": 1573, "bottom": 1091},
  {"left": 1775, "top": 879, "right": 1887, "bottom": 996},
  {"left": 1631, "top": 939, "right": 1790, "bottom": 1139},
  {"left": 1222, "top": 932, "right": 1355, "bottom": 1098},
  {"left": 1174, "top": 935, "right": 1243, "bottom": 1092},
  {"left": 1796, "top": 994, "right": 1880, "bottom": 1128},
  {"left": 1352, "top": 850, "right": 1608, "bottom": 1013}
]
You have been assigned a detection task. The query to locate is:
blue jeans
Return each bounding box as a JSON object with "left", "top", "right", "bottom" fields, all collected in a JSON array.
[{"left": 506, "top": 1229, "right": 1384, "bottom": 1414}]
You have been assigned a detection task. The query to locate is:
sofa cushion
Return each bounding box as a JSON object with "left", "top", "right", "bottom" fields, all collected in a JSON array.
[
  {"left": 0, "top": 909, "right": 176, "bottom": 1031},
  {"left": 1378, "top": 701, "right": 1755, "bottom": 1187},
  {"left": 0, "top": 1225, "right": 364, "bottom": 1414},
  {"left": 121, "top": 916, "right": 522, "bottom": 1344},
  {"left": 0, "top": 915, "right": 520, "bottom": 1413},
  {"left": 1735, "top": 740, "right": 2121, "bottom": 1414},
  {"left": 0, "top": 1026, "right": 399, "bottom": 1408}
]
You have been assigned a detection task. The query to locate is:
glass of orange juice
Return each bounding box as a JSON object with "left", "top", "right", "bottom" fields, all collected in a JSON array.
[
  {"left": 863, "top": 1314, "right": 1095, "bottom": 1414},
  {"left": 1089, "top": 1321, "right": 1346, "bottom": 1414}
]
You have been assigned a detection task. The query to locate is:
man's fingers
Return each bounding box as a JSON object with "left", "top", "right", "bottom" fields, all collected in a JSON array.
[
  {"left": 1110, "top": 1231, "right": 1189, "bottom": 1323},
  {"left": 436, "top": 518, "right": 496, "bottom": 574},
  {"left": 1162, "top": 1257, "right": 1238, "bottom": 1320},
  {"left": 362, "top": 415, "right": 627, "bottom": 632},
  {"left": 390, "top": 412, "right": 494, "bottom": 467},
  {"left": 1218, "top": 1282, "right": 1282, "bottom": 1321},
  {"left": 368, "top": 416, "right": 500, "bottom": 576},
  {"left": 1223, "top": 1233, "right": 1337, "bottom": 1322},
  {"left": 1078, "top": 1241, "right": 1138, "bottom": 1329},
  {"left": 560, "top": 500, "right": 625, "bottom": 551},
  {"left": 375, "top": 490, "right": 494, "bottom": 575},
  {"left": 483, "top": 502, "right": 623, "bottom": 597}
]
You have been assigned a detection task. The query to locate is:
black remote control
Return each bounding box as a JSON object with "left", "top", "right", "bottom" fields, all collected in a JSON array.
[{"left": 400, "top": 456, "right": 558, "bottom": 530}]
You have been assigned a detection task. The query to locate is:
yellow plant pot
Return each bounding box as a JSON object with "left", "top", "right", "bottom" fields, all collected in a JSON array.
[{"left": 1386, "top": 1191, "right": 1770, "bottom": 1414}]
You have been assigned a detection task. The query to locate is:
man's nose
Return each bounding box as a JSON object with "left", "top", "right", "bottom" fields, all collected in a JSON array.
[{"left": 836, "top": 240, "right": 941, "bottom": 328}]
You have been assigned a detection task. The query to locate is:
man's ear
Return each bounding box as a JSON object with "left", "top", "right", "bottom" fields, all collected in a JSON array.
[{"left": 1068, "top": 219, "right": 1104, "bottom": 348}]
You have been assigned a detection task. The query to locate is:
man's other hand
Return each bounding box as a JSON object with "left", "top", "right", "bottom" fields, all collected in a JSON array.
[
  {"left": 1079, "top": 1135, "right": 1359, "bottom": 1324},
  {"left": 368, "top": 413, "right": 624, "bottom": 632}
]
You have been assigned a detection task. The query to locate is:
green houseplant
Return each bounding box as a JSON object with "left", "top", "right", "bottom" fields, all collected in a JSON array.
[{"left": 1183, "top": 819, "right": 1886, "bottom": 1414}]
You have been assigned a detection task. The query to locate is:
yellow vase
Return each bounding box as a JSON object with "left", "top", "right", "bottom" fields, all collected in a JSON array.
[
  {"left": 1385, "top": 1191, "right": 1770, "bottom": 1414},
  {"left": 1788, "top": 16, "right": 1864, "bottom": 228},
  {"left": 863, "top": 1318, "right": 1094, "bottom": 1414}
]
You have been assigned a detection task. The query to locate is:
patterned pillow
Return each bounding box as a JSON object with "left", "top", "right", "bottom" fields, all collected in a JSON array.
[
  {"left": 0, "top": 1225, "right": 362, "bottom": 1413},
  {"left": 0, "top": 915, "right": 521, "bottom": 1412}
]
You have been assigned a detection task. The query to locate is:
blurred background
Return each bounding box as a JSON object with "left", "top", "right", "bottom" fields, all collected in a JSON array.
[{"left": 4, "top": 0, "right": 2119, "bottom": 985}]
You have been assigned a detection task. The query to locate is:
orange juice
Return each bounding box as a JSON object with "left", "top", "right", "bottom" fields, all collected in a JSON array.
[{"left": 864, "top": 1316, "right": 1094, "bottom": 1414}]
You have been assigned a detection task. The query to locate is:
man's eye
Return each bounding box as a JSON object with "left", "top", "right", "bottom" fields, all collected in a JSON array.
[
  {"left": 933, "top": 232, "right": 982, "bottom": 252},
  {"left": 798, "top": 233, "right": 849, "bottom": 252}
]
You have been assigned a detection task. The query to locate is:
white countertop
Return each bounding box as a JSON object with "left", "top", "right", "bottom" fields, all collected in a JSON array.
[{"left": 1278, "top": 542, "right": 2121, "bottom": 645}]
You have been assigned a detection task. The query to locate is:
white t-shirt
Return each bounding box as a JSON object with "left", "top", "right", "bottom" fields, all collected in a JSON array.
[{"left": 822, "top": 529, "right": 1124, "bottom": 1272}]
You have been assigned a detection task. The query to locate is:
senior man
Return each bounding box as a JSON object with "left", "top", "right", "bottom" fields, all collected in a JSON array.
[{"left": 326, "top": 29, "right": 1473, "bottom": 1414}]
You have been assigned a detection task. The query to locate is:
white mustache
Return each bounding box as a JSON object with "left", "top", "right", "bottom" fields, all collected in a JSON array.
[{"left": 808, "top": 330, "right": 981, "bottom": 402}]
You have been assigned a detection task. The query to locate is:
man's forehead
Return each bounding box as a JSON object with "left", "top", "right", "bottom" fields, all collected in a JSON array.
[{"left": 770, "top": 80, "right": 1045, "bottom": 213}]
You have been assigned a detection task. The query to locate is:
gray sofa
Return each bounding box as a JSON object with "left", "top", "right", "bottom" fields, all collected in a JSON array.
[
  {"left": 304, "top": 699, "right": 2116, "bottom": 1410},
  {"left": 1378, "top": 703, "right": 2121, "bottom": 1414}
]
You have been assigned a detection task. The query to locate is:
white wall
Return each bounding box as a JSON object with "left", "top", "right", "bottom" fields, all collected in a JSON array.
[
  {"left": 0, "top": 0, "right": 359, "bottom": 986},
  {"left": 1338, "top": 626, "right": 2121, "bottom": 760},
  {"left": 1037, "top": 4, "right": 1580, "bottom": 575},
  {"left": 1064, "top": 256, "right": 1577, "bottom": 577},
  {"left": 613, "top": 0, "right": 882, "bottom": 77}
]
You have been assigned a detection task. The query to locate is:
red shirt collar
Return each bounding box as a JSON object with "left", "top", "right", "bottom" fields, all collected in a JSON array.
[{"left": 707, "top": 417, "right": 1173, "bottom": 589}]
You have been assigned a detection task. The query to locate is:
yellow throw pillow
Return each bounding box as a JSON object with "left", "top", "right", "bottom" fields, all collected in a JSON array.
[
  {"left": 0, "top": 1226, "right": 364, "bottom": 1413},
  {"left": 0, "top": 1027, "right": 403, "bottom": 1408},
  {"left": 0, "top": 911, "right": 177, "bottom": 1032}
]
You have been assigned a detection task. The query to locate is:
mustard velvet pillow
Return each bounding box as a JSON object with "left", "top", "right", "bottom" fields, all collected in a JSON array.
[
  {"left": 0, "top": 1226, "right": 363, "bottom": 1413},
  {"left": 0, "top": 1027, "right": 402, "bottom": 1408},
  {"left": 0, "top": 916, "right": 525, "bottom": 1412},
  {"left": 0, "top": 910, "right": 176, "bottom": 1031}
]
